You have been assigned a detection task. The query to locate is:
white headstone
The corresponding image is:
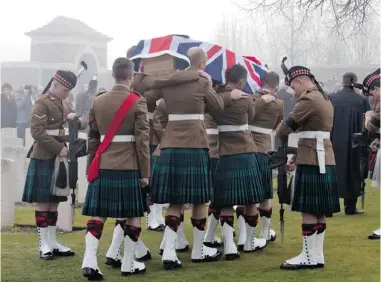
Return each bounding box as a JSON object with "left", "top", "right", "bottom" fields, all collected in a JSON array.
[
  {"left": 1, "top": 128, "right": 17, "bottom": 138},
  {"left": 1, "top": 147, "right": 28, "bottom": 202},
  {"left": 1, "top": 159, "right": 16, "bottom": 228},
  {"left": 1, "top": 137, "right": 23, "bottom": 148},
  {"left": 57, "top": 196, "right": 74, "bottom": 232}
]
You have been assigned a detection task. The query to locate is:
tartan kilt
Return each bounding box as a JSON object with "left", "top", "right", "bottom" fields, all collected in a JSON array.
[
  {"left": 151, "top": 148, "right": 212, "bottom": 204},
  {"left": 208, "top": 158, "right": 219, "bottom": 209},
  {"left": 256, "top": 153, "right": 273, "bottom": 199},
  {"left": 150, "top": 145, "right": 157, "bottom": 175},
  {"left": 292, "top": 165, "right": 340, "bottom": 216},
  {"left": 213, "top": 153, "right": 264, "bottom": 208},
  {"left": 82, "top": 170, "right": 144, "bottom": 218},
  {"left": 22, "top": 158, "right": 67, "bottom": 203}
]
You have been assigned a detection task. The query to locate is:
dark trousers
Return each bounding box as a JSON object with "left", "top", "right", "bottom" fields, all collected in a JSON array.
[{"left": 344, "top": 197, "right": 358, "bottom": 214}]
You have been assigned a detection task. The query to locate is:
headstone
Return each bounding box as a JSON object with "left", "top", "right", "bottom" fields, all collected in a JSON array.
[
  {"left": 1, "top": 128, "right": 17, "bottom": 138},
  {"left": 1, "top": 137, "right": 23, "bottom": 148},
  {"left": 2, "top": 147, "right": 28, "bottom": 202},
  {"left": 57, "top": 196, "right": 74, "bottom": 232},
  {"left": 1, "top": 159, "right": 16, "bottom": 228}
]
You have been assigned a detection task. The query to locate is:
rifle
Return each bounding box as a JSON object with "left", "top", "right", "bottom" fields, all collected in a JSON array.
[
  {"left": 268, "top": 136, "right": 296, "bottom": 243},
  {"left": 352, "top": 113, "right": 370, "bottom": 211}
]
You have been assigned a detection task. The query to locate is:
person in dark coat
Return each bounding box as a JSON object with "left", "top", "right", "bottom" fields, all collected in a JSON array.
[
  {"left": 1, "top": 83, "right": 18, "bottom": 128},
  {"left": 276, "top": 83, "right": 296, "bottom": 119},
  {"left": 75, "top": 77, "right": 98, "bottom": 118},
  {"left": 330, "top": 72, "right": 370, "bottom": 215}
]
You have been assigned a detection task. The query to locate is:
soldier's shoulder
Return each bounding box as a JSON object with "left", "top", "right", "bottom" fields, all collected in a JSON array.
[{"left": 96, "top": 91, "right": 107, "bottom": 97}]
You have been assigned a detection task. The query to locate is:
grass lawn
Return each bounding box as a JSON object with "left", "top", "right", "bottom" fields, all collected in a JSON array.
[{"left": 1, "top": 181, "right": 380, "bottom": 282}]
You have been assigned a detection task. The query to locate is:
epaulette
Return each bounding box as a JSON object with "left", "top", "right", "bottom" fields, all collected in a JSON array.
[{"left": 96, "top": 91, "right": 107, "bottom": 97}]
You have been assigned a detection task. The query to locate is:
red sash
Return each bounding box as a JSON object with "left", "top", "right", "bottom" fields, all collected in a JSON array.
[{"left": 87, "top": 92, "right": 140, "bottom": 182}]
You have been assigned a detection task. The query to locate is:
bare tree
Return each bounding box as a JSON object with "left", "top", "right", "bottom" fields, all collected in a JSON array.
[{"left": 239, "top": 0, "right": 379, "bottom": 36}]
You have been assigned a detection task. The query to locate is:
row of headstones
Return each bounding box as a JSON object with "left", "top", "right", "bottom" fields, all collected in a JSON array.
[{"left": 1, "top": 127, "right": 89, "bottom": 232}]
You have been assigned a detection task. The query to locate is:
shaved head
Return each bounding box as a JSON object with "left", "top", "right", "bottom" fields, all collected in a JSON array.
[{"left": 187, "top": 47, "right": 207, "bottom": 69}]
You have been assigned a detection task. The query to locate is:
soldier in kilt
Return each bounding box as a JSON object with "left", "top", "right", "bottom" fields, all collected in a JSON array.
[
  {"left": 203, "top": 106, "right": 223, "bottom": 248},
  {"left": 146, "top": 47, "right": 247, "bottom": 270},
  {"left": 276, "top": 61, "right": 340, "bottom": 270},
  {"left": 22, "top": 70, "right": 85, "bottom": 260},
  {"left": 81, "top": 58, "right": 150, "bottom": 280},
  {"left": 104, "top": 49, "right": 153, "bottom": 269},
  {"left": 363, "top": 69, "right": 380, "bottom": 240},
  {"left": 249, "top": 71, "right": 284, "bottom": 243},
  {"left": 213, "top": 64, "right": 267, "bottom": 260}
]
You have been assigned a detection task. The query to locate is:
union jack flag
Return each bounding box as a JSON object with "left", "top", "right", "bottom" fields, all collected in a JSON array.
[{"left": 130, "top": 35, "right": 268, "bottom": 93}]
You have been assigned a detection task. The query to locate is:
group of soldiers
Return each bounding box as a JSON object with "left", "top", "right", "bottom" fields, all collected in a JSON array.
[{"left": 21, "top": 43, "right": 380, "bottom": 281}]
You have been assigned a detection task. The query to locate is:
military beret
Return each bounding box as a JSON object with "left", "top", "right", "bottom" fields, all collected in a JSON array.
[
  {"left": 362, "top": 68, "right": 380, "bottom": 95},
  {"left": 53, "top": 70, "right": 77, "bottom": 90},
  {"left": 285, "top": 66, "right": 312, "bottom": 86}
]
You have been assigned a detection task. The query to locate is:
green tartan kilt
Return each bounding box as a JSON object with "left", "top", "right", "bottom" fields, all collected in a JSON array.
[
  {"left": 292, "top": 165, "right": 341, "bottom": 216},
  {"left": 22, "top": 158, "right": 67, "bottom": 203},
  {"left": 209, "top": 158, "right": 219, "bottom": 209},
  {"left": 82, "top": 170, "right": 144, "bottom": 218},
  {"left": 150, "top": 145, "right": 157, "bottom": 175},
  {"left": 213, "top": 153, "right": 264, "bottom": 208},
  {"left": 256, "top": 153, "right": 273, "bottom": 199},
  {"left": 151, "top": 148, "right": 212, "bottom": 205}
]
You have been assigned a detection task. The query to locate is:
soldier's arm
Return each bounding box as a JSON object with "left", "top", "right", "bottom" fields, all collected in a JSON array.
[
  {"left": 134, "top": 97, "right": 151, "bottom": 178},
  {"left": 63, "top": 98, "right": 88, "bottom": 130},
  {"left": 274, "top": 100, "right": 284, "bottom": 130},
  {"left": 252, "top": 94, "right": 267, "bottom": 118},
  {"left": 202, "top": 79, "right": 227, "bottom": 118},
  {"left": 145, "top": 88, "right": 163, "bottom": 112},
  {"left": 276, "top": 97, "right": 313, "bottom": 137},
  {"left": 30, "top": 101, "right": 64, "bottom": 155},
  {"left": 86, "top": 103, "right": 100, "bottom": 173},
  {"left": 155, "top": 99, "right": 168, "bottom": 130},
  {"left": 247, "top": 97, "right": 256, "bottom": 123}
]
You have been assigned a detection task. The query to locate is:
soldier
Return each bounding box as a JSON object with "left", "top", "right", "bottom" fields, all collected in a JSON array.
[
  {"left": 276, "top": 62, "right": 340, "bottom": 270},
  {"left": 250, "top": 71, "right": 283, "bottom": 242},
  {"left": 213, "top": 64, "right": 267, "bottom": 260},
  {"left": 81, "top": 58, "right": 150, "bottom": 280},
  {"left": 363, "top": 69, "right": 380, "bottom": 240},
  {"left": 22, "top": 70, "right": 86, "bottom": 260},
  {"left": 203, "top": 82, "right": 223, "bottom": 248},
  {"left": 146, "top": 47, "right": 248, "bottom": 269},
  {"left": 76, "top": 76, "right": 98, "bottom": 118}
]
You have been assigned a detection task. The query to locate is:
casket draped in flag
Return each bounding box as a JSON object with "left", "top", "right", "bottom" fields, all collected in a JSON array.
[{"left": 130, "top": 35, "right": 267, "bottom": 93}]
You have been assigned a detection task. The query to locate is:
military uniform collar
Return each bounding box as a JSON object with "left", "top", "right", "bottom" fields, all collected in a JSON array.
[{"left": 112, "top": 84, "right": 131, "bottom": 92}]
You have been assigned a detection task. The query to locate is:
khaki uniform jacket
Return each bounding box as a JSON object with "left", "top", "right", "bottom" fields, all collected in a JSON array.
[
  {"left": 250, "top": 89, "right": 283, "bottom": 153},
  {"left": 145, "top": 69, "right": 232, "bottom": 150},
  {"left": 29, "top": 92, "right": 87, "bottom": 160},
  {"left": 205, "top": 111, "right": 219, "bottom": 158},
  {"left": 366, "top": 100, "right": 380, "bottom": 135},
  {"left": 214, "top": 85, "right": 257, "bottom": 156},
  {"left": 276, "top": 87, "right": 335, "bottom": 166},
  {"left": 152, "top": 99, "right": 167, "bottom": 157},
  {"left": 87, "top": 85, "right": 150, "bottom": 178}
]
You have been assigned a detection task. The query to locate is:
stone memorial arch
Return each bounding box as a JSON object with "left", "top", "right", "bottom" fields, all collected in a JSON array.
[{"left": 1, "top": 16, "right": 113, "bottom": 90}]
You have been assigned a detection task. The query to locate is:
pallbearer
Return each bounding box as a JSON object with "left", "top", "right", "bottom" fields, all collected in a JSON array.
[
  {"left": 213, "top": 64, "right": 267, "bottom": 260},
  {"left": 81, "top": 58, "right": 150, "bottom": 280},
  {"left": 250, "top": 71, "right": 283, "bottom": 242},
  {"left": 22, "top": 70, "right": 86, "bottom": 260},
  {"left": 277, "top": 59, "right": 340, "bottom": 270}
]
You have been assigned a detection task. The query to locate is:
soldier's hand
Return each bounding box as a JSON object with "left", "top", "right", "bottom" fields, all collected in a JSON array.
[
  {"left": 67, "top": 113, "right": 77, "bottom": 120},
  {"left": 262, "top": 94, "right": 276, "bottom": 103},
  {"left": 141, "top": 178, "right": 150, "bottom": 187},
  {"left": 230, "top": 89, "right": 250, "bottom": 100},
  {"left": 198, "top": 70, "right": 212, "bottom": 88},
  {"left": 287, "top": 159, "right": 296, "bottom": 172},
  {"left": 365, "top": 110, "right": 374, "bottom": 118},
  {"left": 59, "top": 146, "right": 69, "bottom": 158}
]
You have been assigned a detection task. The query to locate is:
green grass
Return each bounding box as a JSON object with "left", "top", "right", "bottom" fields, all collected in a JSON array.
[{"left": 1, "top": 182, "right": 380, "bottom": 282}]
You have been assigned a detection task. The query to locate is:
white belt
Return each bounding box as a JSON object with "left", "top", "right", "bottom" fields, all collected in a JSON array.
[
  {"left": 206, "top": 128, "right": 218, "bottom": 135},
  {"left": 248, "top": 125, "right": 274, "bottom": 135},
  {"left": 299, "top": 131, "right": 330, "bottom": 174},
  {"left": 218, "top": 124, "right": 249, "bottom": 132},
  {"left": 46, "top": 129, "right": 60, "bottom": 136},
  {"left": 100, "top": 135, "right": 136, "bottom": 142},
  {"left": 168, "top": 114, "right": 204, "bottom": 121},
  {"left": 147, "top": 112, "right": 154, "bottom": 120}
]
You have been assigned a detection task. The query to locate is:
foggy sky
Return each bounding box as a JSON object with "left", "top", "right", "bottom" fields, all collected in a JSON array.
[{"left": 0, "top": 0, "right": 239, "bottom": 68}]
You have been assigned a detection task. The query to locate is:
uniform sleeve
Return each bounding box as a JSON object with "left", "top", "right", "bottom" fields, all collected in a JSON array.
[
  {"left": 63, "top": 98, "right": 88, "bottom": 130},
  {"left": 30, "top": 101, "right": 64, "bottom": 155},
  {"left": 202, "top": 80, "right": 225, "bottom": 119},
  {"left": 247, "top": 97, "right": 256, "bottom": 123},
  {"left": 134, "top": 97, "right": 151, "bottom": 178},
  {"left": 274, "top": 100, "right": 284, "bottom": 130},
  {"left": 145, "top": 88, "right": 163, "bottom": 112},
  {"left": 86, "top": 102, "right": 100, "bottom": 173},
  {"left": 276, "top": 96, "right": 313, "bottom": 137},
  {"left": 252, "top": 95, "right": 267, "bottom": 118},
  {"left": 155, "top": 99, "right": 168, "bottom": 130}
]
